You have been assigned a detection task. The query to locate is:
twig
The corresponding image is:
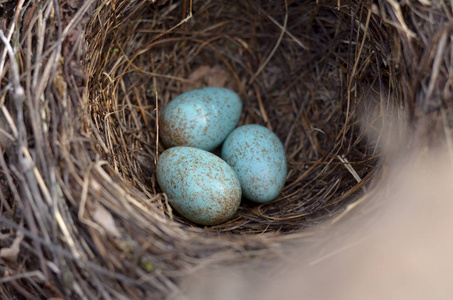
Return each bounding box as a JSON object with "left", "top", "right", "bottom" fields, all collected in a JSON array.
[
  {"left": 250, "top": 0, "right": 288, "bottom": 83},
  {"left": 0, "top": 215, "right": 141, "bottom": 285},
  {"left": 155, "top": 90, "right": 159, "bottom": 164},
  {"left": 258, "top": 7, "right": 307, "bottom": 50},
  {"left": 0, "top": 31, "right": 25, "bottom": 102},
  {"left": 0, "top": 0, "right": 25, "bottom": 78},
  {"left": 254, "top": 85, "right": 272, "bottom": 131},
  {"left": 337, "top": 154, "right": 367, "bottom": 194},
  {"left": 425, "top": 30, "right": 447, "bottom": 103},
  {"left": 0, "top": 270, "right": 46, "bottom": 284}
]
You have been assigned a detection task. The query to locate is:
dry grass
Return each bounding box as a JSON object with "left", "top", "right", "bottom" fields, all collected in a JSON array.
[{"left": 0, "top": 0, "right": 452, "bottom": 299}]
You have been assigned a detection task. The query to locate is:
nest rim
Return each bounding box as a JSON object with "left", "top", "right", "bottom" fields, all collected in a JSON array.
[{"left": 1, "top": 0, "right": 452, "bottom": 299}]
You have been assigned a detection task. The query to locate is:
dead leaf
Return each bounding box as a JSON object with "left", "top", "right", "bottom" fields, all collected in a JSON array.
[
  {"left": 182, "top": 65, "right": 231, "bottom": 92},
  {"left": 92, "top": 205, "right": 121, "bottom": 238},
  {"left": 188, "top": 65, "right": 212, "bottom": 82}
]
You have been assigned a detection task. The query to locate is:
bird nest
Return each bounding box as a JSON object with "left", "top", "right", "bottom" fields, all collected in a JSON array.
[{"left": 1, "top": 0, "right": 452, "bottom": 299}]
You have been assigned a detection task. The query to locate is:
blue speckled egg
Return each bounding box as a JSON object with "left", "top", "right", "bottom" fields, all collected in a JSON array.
[
  {"left": 221, "top": 124, "right": 287, "bottom": 203},
  {"left": 160, "top": 87, "right": 242, "bottom": 151},
  {"left": 156, "top": 146, "right": 242, "bottom": 225}
]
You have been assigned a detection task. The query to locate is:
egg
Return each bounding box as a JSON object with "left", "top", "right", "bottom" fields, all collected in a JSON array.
[
  {"left": 221, "top": 124, "right": 287, "bottom": 203},
  {"left": 160, "top": 87, "right": 242, "bottom": 151},
  {"left": 156, "top": 146, "right": 242, "bottom": 225}
]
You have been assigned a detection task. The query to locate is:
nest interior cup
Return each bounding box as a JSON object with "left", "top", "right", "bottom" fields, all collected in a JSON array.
[
  {"left": 86, "top": 0, "right": 378, "bottom": 231},
  {"left": 1, "top": 0, "right": 451, "bottom": 299}
]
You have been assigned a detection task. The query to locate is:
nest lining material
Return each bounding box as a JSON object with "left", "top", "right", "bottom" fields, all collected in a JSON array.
[
  {"left": 86, "top": 0, "right": 378, "bottom": 231},
  {"left": 0, "top": 0, "right": 452, "bottom": 299}
]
